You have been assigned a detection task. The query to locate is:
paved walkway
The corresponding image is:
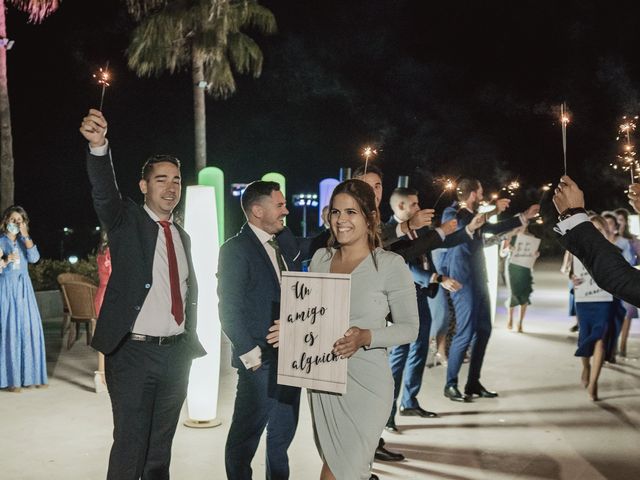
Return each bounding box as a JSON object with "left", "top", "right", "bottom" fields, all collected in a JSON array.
[{"left": 2, "top": 260, "right": 639, "bottom": 479}]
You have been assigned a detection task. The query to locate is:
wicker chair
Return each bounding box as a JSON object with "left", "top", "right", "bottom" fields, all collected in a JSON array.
[
  {"left": 56, "top": 273, "right": 89, "bottom": 338},
  {"left": 57, "top": 274, "right": 98, "bottom": 350}
]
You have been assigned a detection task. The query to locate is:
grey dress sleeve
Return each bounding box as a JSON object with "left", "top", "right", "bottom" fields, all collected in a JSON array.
[{"left": 368, "top": 252, "right": 419, "bottom": 348}]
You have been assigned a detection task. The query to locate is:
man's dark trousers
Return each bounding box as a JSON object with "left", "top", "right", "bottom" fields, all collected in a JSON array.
[
  {"left": 389, "top": 287, "right": 432, "bottom": 415},
  {"left": 105, "top": 337, "right": 192, "bottom": 480},
  {"left": 225, "top": 357, "right": 300, "bottom": 480}
]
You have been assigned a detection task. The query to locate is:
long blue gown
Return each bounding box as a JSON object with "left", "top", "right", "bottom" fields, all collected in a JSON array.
[{"left": 0, "top": 234, "right": 48, "bottom": 388}]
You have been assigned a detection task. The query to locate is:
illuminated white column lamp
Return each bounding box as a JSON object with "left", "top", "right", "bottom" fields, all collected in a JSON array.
[
  {"left": 318, "top": 178, "right": 339, "bottom": 226},
  {"left": 629, "top": 214, "right": 640, "bottom": 236},
  {"left": 484, "top": 214, "right": 499, "bottom": 324},
  {"left": 184, "top": 185, "right": 222, "bottom": 428}
]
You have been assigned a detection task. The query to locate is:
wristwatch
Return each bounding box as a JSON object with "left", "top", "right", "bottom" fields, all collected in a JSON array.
[
  {"left": 21, "top": 235, "right": 32, "bottom": 242},
  {"left": 558, "top": 207, "right": 587, "bottom": 221},
  {"left": 436, "top": 274, "right": 444, "bottom": 284}
]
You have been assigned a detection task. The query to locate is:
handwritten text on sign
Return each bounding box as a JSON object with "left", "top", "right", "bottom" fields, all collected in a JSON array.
[
  {"left": 573, "top": 257, "right": 613, "bottom": 302},
  {"left": 277, "top": 271, "right": 350, "bottom": 394},
  {"left": 509, "top": 234, "right": 541, "bottom": 269}
]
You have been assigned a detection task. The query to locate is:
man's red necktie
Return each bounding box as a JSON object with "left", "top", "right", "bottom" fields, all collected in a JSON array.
[{"left": 158, "top": 221, "right": 184, "bottom": 326}]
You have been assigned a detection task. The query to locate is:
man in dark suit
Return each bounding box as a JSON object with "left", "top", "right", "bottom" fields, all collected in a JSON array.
[
  {"left": 218, "top": 181, "right": 301, "bottom": 480},
  {"left": 440, "top": 178, "right": 539, "bottom": 402},
  {"left": 80, "top": 109, "right": 205, "bottom": 480},
  {"left": 553, "top": 175, "right": 640, "bottom": 306}
]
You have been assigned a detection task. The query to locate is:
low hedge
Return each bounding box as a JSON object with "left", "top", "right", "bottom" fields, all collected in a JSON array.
[{"left": 28, "top": 255, "right": 99, "bottom": 291}]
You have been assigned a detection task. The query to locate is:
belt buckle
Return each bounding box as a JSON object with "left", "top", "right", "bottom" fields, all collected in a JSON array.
[{"left": 159, "top": 336, "right": 169, "bottom": 346}]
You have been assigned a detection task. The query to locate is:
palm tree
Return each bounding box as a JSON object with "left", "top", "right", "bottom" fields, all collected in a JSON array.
[
  {"left": 126, "top": 0, "right": 276, "bottom": 172},
  {"left": 0, "top": 0, "right": 60, "bottom": 211}
]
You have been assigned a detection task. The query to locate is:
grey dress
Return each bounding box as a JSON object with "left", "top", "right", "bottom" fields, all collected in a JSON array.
[{"left": 308, "top": 247, "right": 419, "bottom": 479}]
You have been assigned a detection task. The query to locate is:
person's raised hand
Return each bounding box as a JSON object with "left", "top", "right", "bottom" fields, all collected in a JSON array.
[
  {"left": 440, "top": 218, "right": 458, "bottom": 236},
  {"left": 467, "top": 213, "right": 486, "bottom": 232},
  {"left": 80, "top": 109, "right": 108, "bottom": 148},
  {"left": 553, "top": 175, "right": 584, "bottom": 214},
  {"left": 266, "top": 320, "right": 281, "bottom": 348},
  {"left": 333, "top": 326, "right": 371, "bottom": 358},
  {"left": 408, "top": 209, "right": 435, "bottom": 230},
  {"left": 495, "top": 198, "right": 511, "bottom": 213},
  {"left": 523, "top": 204, "right": 540, "bottom": 220},
  {"left": 628, "top": 184, "right": 640, "bottom": 214}
]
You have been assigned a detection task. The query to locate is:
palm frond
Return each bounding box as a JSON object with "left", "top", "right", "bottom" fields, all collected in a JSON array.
[
  {"left": 227, "top": 32, "right": 263, "bottom": 77},
  {"left": 125, "top": 0, "right": 169, "bottom": 21},
  {"left": 203, "top": 57, "right": 236, "bottom": 99},
  {"left": 13, "top": 0, "right": 60, "bottom": 23}
]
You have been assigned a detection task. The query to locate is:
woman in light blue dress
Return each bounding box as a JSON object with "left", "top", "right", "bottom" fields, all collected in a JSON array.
[
  {"left": 308, "top": 180, "right": 419, "bottom": 480},
  {"left": 0, "top": 206, "right": 48, "bottom": 392}
]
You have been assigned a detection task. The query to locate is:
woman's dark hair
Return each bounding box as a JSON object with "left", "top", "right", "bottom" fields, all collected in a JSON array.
[
  {"left": 601, "top": 211, "right": 619, "bottom": 235},
  {"left": 614, "top": 208, "right": 633, "bottom": 239},
  {"left": 326, "top": 179, "right": 381, "bottom": 264},
  {"left": 97, "top": 229, "right": 109, "bottom": 254},
  {"left": 1, "top": 205, "right": 29, "bottom": 234}
]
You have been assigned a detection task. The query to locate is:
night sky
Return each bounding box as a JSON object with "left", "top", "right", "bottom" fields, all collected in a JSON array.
[{"left": 7, "top": 0, "right": 640, "bottom": 258}]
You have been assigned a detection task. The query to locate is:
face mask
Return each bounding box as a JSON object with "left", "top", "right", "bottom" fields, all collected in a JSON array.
[{"left": 6, "top": 223, "right": 19, "bottom": 235}]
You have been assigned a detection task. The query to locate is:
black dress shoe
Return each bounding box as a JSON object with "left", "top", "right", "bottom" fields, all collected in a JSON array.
[
  {"left": 385, "top": 416, "right": 398, "bottom": 433},
  {"left": 444, "top": 385, "right": 471, "bottom": 402},
  {"left": 465, "top": 383, "right": 498, "bottom": 398},
  {"left": 399, "top": 406, "right": 438, "bottom": 418},
  {"left": 370, "top": 475, "right": 379, "bottom": 480},
  {"left": 374, "top": 438, "right": 404, "bottom": 462}
]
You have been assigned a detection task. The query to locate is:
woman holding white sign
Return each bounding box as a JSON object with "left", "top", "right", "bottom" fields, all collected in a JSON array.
[
  {"left": 271, "top": 179, "right": 419, "bottom": 480},
  {"left": 500, "top": 225, "right": 540, "bottom": 333},
  {"left": 571, "top": 215, "right": 620, "bottom": 401}
]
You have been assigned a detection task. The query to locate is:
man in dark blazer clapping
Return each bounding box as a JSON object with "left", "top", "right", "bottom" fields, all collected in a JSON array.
[
  {"left": 80, "top": 109, "right": 205, "bottom": 480},
  {"left": 218, "top": 181, "right": 301, "bottom": 480}
]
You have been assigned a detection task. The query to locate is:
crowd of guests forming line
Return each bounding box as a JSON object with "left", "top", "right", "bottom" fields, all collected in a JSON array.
[{"left": 0, "top": 108, "right": 638, "bottom": 480}]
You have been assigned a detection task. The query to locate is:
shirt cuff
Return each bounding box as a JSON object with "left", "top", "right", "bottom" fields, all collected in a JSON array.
[
  {"left": 239, "top": 345, "right": 262, "bottom": 370},
  {"left": 464, "top": 226, "right": 474, "bottom": 238},
  {"left": 435, "top": 227, "right": 445, "bottom": 240},
  {"left": 89, "top": 139, "right": 109, "bottom": 156},
  {"left": 555, "top": 213, "right": 590, "bottom": 235},
  {"left": 518, "top": 213, "right": 527, "bottom": 226}
]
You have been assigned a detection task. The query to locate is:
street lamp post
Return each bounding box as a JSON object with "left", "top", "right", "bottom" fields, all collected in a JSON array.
[{"left": 292, "top": 193, "right": 319, "bottom": 237}]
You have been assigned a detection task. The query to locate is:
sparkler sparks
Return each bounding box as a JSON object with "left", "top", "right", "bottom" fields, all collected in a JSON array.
[
  {"left": 361, "top": 146, "right": 378, "bottom": 175},
  {"left": 613, "top": 115, "right": 639, "bottom": 183},
  {"left": 560, "top": 102, "right": 570, "bottom": 175},
  {"left": 432, "top": 177, "right": 458, "bottom": 209}
]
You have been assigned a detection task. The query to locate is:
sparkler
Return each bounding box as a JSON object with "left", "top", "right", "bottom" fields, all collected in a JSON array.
[
  {"left": 362, "top": 146, "right": 378, "bottom": 175},
  {"left": 538, "top": 183, "right": 552, "bottom": 204},
  {"left": 560, "top": 103, "right": 570, "bottom": 176},
  {"left": 432, "top": 177, "right": 457, "bottom": 209},
  {"left": 613, "top": 115, "right": 639, "bottom": 184},
  {"left": 93, "top": 61, "right": 111, "bottom": 111}
]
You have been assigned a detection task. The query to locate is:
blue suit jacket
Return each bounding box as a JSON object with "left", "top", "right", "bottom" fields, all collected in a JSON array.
[
  {"left": 440, "top": 203, "right": 523, "bottom": 286},
  {"left": 217, "top": 224, "right": 301, "bottom": 369}
]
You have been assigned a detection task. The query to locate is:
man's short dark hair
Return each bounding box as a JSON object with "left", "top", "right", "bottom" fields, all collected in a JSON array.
[
  {"left": 456, "top": 178, "right": 480, "bottom": 201},
  {"left": 391, "top": 187, "right": 418, "bottom": 198},
  {"left": 241, "top": 181, "right": 281, "bottom": 215},
  {"left": 352, "top": 164, "right": 384, "bottom": 180},
  {"left": 141, "top": 154, "right": 181, "bottom": 181}
]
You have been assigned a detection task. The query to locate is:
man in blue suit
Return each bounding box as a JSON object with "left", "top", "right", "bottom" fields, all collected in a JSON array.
[
  {"left": 218, "top": 181, "right": 301, "bottom": 480},
  {"left": 385, "top": 187, "right": 484, "bottom": 431},
  {"left": 440, "top": 178, "right": 539, "bottom": 402}
]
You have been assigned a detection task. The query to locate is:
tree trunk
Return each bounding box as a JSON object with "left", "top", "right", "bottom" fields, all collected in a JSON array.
[
  {"left": 192, "top": 49, "right": 206, "bottom": 174},
  {"left": 0, "top": 0, "right": 15, "bottom": 211}
]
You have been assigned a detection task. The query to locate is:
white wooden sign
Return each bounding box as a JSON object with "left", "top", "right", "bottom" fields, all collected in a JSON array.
[
  {"left": 277, "top": 271, "right": 350, "bottom": 394},
  {"left": 509, "top": 234, "right": 541, "bottom": 269},
  {"left": 573, "top": 257, "right": 613, "bottom": 302}
]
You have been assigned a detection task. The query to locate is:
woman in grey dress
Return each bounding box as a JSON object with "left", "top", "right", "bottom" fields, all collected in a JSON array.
[{"left": 309, "top": 179, "right": 419, "bottom": 479}]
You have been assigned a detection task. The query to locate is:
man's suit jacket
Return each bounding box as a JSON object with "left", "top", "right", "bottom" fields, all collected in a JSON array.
[
  {"left": 86, "top": 150, "right": 206, "bottom": 358},
  {"left": 559, "top": 221, "right": 640, "bottom": 306},
  {"left": 440, "top": 204, "right": 522, "bottom": 286},
  {"left": 218, "top": 224, "right": 301, "bottom": 369}
]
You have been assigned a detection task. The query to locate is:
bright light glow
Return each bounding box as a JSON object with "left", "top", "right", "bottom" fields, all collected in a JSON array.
[
  {"left": 67, "top": 255, "right": 78, "bottom": 264},
  {"left": 184, "top": 186, "right": 221, "bottom": 424}
]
